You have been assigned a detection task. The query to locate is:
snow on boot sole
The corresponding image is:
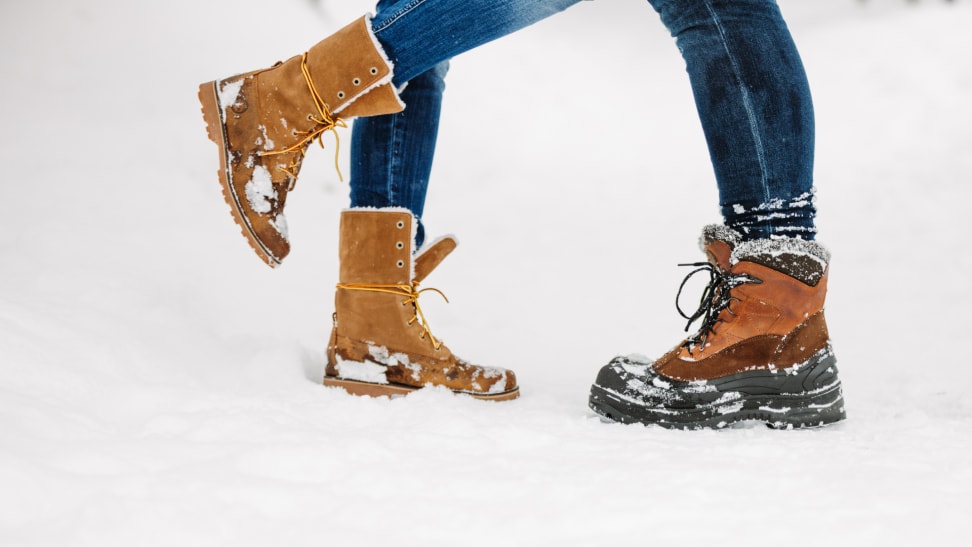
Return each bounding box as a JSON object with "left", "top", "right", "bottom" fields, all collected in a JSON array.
[
  {"left": 324, "top": 375, "right": 521, "bottom": 401},
  {"left": 589, "top": 347, "right": 846, "bottom": 430}
]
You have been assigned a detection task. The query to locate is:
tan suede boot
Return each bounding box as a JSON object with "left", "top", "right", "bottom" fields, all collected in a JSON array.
[
  {"left": 590, "top": 225, "right": 846, "bottom": 429},
  {"left": 324, "top": 209, "right": 520, "bottom": 401},
  {"left": 198, "top": 16, "right": 405, "bottom": 268}
]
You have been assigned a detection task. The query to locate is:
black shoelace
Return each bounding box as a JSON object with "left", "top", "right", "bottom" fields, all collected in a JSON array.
[{"left": 675, "top": 262, "right": 762, "bottom": 351}]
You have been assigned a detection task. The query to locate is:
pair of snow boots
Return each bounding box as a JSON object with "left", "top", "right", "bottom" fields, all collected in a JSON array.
[
  {"left": 199, "top": 15, "right": 845, "bottom": 427},
  {"left": 198, "top": 16, "right": 518, "bottom": 401}
]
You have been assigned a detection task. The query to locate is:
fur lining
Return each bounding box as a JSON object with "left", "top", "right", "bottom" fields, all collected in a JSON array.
[
  {"left": 732, "top": 237, "right": 831, "bottom": 266},
  {"left": 732, "top": 236, "right": 831, "bottom": 285},
  {"left": 699, "top": 224, "right": 743, "bottom": 253}
]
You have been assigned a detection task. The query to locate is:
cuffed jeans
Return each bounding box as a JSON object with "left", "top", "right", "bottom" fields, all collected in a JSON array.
[{"left": 350, "top": 0, "right": 817, "bottom": 245}]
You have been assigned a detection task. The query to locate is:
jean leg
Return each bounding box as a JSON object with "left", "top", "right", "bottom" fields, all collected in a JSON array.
[
  {"left": 349, "top": 61, "right": 449, "bottom": 248},
  {"left": 350, "top": 0, "right": 581, "bottom": 247},
  {"left": 372, "top": 0, "right": 582, "bottom": 87},
  {"left": 648, "top": 0, "right": 817, "bottom": 240}
]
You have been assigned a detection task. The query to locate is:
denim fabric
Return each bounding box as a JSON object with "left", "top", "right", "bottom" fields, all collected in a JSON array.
[
  {"left": 352, "top": 0, "right": 581, "bottom": 247},
  {"left": 349, "top": 62, "right": 450, "bottom": 248},
  {"left": 372, "top": 0, "right": 583, "bottom": 87},
  {"left": 351, "top": 0, "right": 818, "bottom": 246},
  {"left": 647, "top": 0, "right": 817, "bottom": 240}
]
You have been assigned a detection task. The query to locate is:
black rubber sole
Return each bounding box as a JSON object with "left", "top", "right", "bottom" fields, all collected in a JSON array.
[{"left": 589, "top": 348, "right": 846, "bottom": 430}]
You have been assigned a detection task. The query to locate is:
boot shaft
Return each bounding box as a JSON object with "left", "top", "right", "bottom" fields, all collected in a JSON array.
[
  {"left": 333, "top": 209, "right": 456, "bottom": 359},
  {"left": 338, "top": 208, "right": 414, "bottom": 285}
]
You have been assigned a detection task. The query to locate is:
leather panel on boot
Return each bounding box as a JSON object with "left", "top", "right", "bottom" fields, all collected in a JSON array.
[
  {"left": 656, "top": 335, "right": 783, "bottom": 381},
  {"left": 678, "top": 263, "right": 828, "bottom": 358},
  {"left": 339, "top": 210, "right": 413, "bottom": 284},
  {"left": 334, "top": 291, "right": 455, "bottom": 358},
  {"left": 414, "top": 236, "right": 458, "bottom": 283}
]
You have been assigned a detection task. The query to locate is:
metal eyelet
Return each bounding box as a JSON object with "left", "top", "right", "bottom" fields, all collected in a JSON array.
[
  {"left": 396, "top": 220, "right": 405, "bottom": 229},
  {"left": 336, "top": 91, "right": 345, "bottom": 99},
  {"left": 396, "top": 260, "right": 405, "bottom": 268},
  {"left": 352, "top": 78, "right": 361, "bottom": 86},
  {"left": 396, "top": 241, "right": 404, "bottom": 250},
  {"left": 370, "top": 67, "right": 379, "bottom": 75}
]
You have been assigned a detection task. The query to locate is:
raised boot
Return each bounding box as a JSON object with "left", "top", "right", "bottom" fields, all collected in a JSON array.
[
  {"left": 589, "top": 225, "right": 846, "bottom": 429},
  {"left": 324, "top": 208, "right": 520, "bottom": 401},
  {"left": 198, "top": 16, "right": 405, "bottom": 268}
]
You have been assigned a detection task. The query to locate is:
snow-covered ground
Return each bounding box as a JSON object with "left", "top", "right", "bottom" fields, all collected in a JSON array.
[{"left": 2, "top": 0, "right": 970, "bottom": 545}]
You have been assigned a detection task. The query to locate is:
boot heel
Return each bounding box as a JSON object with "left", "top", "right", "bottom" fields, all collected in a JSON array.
[{"left": 764, "top": 384, "right": 847, "bottom": 430}]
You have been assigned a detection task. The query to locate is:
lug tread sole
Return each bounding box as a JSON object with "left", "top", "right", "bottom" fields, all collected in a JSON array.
[
  {"left": 198, "top": 81, "right": 280, "bottom": 269},
  {"left": 589, "top": 383, "right": 845, "bottom": 430}
]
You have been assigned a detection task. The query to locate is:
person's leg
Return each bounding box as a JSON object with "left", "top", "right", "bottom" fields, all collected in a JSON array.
[
  {"left": 649, "top": 0, "right": 817, "bottom": 240},
  {"left": 349, "top": 62, "right": 449, "bottom": 249},
  {"left": 202, "top": 0, "right": 583, "bottom": 266},
  {"left": 327, "top": 0, "right": 584, "bottom": 400},
  {"left": 371, "top": 0, "right": 582, "bottom": 87},
  {"left": 588, "top": 0, "right": 845, "bottom": 429},
  {"left": 350, "top": 0, "right": 583, "bottom": 248}
]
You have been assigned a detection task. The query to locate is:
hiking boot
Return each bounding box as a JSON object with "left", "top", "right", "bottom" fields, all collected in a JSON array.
[
  {"left": 589, "top": 225, "right": 846, "bottom": 429},
  {"left": 324, "top": 208, "right": 520, "bottom": 401},
  {"left": 198, "top": 16, "right": 405, "bottom": 267}
]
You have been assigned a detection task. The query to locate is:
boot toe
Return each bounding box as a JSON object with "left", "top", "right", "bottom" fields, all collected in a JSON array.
[{"left": 593, "top": 354, "right": 653, "bottom": 393}]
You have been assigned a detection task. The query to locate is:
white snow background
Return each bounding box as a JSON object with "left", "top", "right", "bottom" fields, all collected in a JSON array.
[{"left": 2, "top": 0, "right": 970, "bottom": 545}]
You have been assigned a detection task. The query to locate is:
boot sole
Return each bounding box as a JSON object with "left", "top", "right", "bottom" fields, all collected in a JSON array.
[
  {"left": 589, "top": 349, "right": 847, "bottom": 430},
  {"left": 323, "top": 376, "right": 521, "bottom": 402},
  {"left": 590, "top": 383, "right": 845, "bottom": 430},
  {"left": 198, "top": 81, "right": 281, "bottom": 268}
]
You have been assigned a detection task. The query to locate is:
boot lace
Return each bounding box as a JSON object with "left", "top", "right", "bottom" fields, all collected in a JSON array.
[
  {"left": 675, "top": 261, "right": 762, "bottom": 352},
  {"left": 335, "top": 282, "right": 449, "bottom": 351},
  {"left": 258, "top": 52, "right": 348, "bottom": 187}
]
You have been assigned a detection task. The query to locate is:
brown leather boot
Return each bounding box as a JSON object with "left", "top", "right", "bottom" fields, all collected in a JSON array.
[
  {"left": 590, "top": 225, "right": 846, "bottom": 429},
  {"left": 324, "top": 209, "right": 520, "bottom": 401},
  {"left": 198, "top": 16, "right": 405, "bottom": 268}
]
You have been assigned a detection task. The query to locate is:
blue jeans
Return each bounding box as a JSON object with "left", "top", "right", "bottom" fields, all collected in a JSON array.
[
  {"left": 350, "top": 0, "right": 817, "bottom": 245},
  {"left": 648, "top": 0, "right": 816, "bottom": 240},
  {"left": 350, "top": 0, "right": 581, "bottom": 247}
]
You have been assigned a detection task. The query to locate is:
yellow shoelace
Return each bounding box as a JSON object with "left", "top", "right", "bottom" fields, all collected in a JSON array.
[
  {"left": 259, "top": 52, "right": 347, "bottom": 186},
  {"left": 335, "top": 282, "right": 449, "bottom": 351}
]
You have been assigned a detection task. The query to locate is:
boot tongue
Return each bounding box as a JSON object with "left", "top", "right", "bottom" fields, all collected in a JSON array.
[
  {"left": 704, "top": 240, "right": 733, "bottom": 271},
  {"left": 699, "top": 224, "right": 742, "bottom": 271},
  {"left": 414, "top": 235, "right": 457, "bottom": 283}
]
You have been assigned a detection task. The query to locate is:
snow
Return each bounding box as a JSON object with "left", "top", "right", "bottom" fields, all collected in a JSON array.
[
  {"left": 2, "top": 0, "right": 971, "bottom": 545},
  {"left": 244, "top": 165, "right": 276, "bottom": 214},
  {"left": 335, "top": 358, "right": 389, "bottom": 385},
  {"left": 216, "top": 78, "right": 243, "bottom": 111}
]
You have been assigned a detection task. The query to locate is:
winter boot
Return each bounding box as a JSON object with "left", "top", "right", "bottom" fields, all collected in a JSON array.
[
  {"left": 198, "top": 16, "right": 405, "bottom": 268},
  {"left": 589, "top": 225, "right": 846, "bottom": 429},
  {"left": 324, "top": 209, "right": 520, "bottom": 401}
]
